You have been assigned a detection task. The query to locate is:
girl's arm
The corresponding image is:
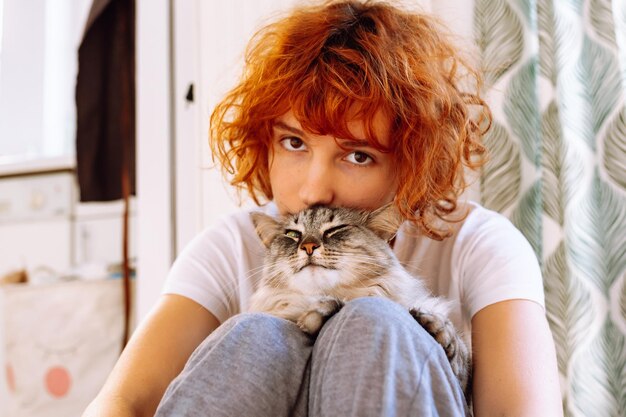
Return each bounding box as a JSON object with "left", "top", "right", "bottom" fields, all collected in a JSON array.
[
  {"left": 471, "top": 299, "right": 563, "bottom": 417},
  {"left": 82, "top": 294, "right": 220, "bottom": 417}
]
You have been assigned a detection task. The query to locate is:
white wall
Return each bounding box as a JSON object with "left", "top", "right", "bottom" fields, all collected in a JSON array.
[{"left": 136, "top": 0, "right": 174, "bottom": 320}]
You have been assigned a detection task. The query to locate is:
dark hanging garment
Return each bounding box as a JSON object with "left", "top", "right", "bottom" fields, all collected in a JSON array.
[{"left": 76, "top": 0, "right": 136, "bottom": 202}]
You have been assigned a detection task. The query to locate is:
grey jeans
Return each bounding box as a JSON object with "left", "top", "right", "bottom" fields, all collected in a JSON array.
[{"left": 155, "top": 297, "right": 467, "bottom": 416}]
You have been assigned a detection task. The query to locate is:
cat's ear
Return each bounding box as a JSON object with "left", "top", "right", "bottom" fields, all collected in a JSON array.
[
  {"left": 250, "top": 212, "right": 282, "bottom": 248},
  {"left": 366, "top": 203, "right": 404, "bottom": 241}
]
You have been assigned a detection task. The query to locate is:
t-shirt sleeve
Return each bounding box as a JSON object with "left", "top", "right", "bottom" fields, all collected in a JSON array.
[
  {"left": 452, "top": 208, "right": 545, "bottom": 320},
  {"left": 161, "top": 216, "right": 246, "bottom": 324}
]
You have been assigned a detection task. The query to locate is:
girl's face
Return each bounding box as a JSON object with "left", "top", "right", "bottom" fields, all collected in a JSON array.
[{"left": 268, "top": 110, "right": 398, "bottom": 215}]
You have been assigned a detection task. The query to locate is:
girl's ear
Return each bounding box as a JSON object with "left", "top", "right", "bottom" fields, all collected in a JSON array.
[
  {"left": 366, "top": 203, "right": 404, "bottom": 242},
  {"left": 250, "top": 212, "right": 282, "bottom": 248}
]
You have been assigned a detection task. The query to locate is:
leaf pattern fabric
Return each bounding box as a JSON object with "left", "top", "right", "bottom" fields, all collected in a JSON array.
[
  {"left": 472, "top": 0, "right": 626, "bottom": 415},
  {"left": 504, "top": 57, "right": 542, "bottom": 167},
  {"left": 480, "top": 121, "right": 522, "bottom": 212},
  {"left": 603, "top": 107, "right": 626, "bottom": 189},
  {"left": 474, "top": 0, "right": 525, "bottom": 87}
]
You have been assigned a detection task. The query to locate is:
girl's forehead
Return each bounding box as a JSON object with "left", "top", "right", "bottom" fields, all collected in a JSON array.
[{"left": 274, "top": 109, "right": 393, "bottom": 147}]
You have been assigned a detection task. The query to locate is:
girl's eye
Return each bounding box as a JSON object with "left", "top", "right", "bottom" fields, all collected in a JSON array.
[
  {"left": 280, "top": 137, "right": 306, "bottom": 151},
  {"left": 345, "top": 151, "right": 373, "bottom": 166},
  {"left": 285, "top": 230, "right": 301, "bottom": 240}
]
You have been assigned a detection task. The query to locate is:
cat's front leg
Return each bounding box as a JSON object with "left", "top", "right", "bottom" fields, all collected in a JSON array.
[
  {"left": 409, "top": 308, "right": 471, "bottom": 394},
  {"left": 297, "top": 296, "right": 343, "bottom": 336}
]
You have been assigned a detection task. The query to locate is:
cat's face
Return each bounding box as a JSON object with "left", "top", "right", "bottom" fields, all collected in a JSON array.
[{"left": 252, "top": 205, "right": 402, "bottom": 294}]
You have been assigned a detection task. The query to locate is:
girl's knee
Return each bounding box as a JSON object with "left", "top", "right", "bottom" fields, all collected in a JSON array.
[
  {"left": 338, "top": 296, "right": 412, "bottom": 325},
  {"left": 220, "top": 312, "right": 299, "bottom": 339},
  {"left": 326, "top": 297, "right": 439, "bottom": 345},
  {"left": 192, "top": 312, "right": 311, "bottom": 364}
]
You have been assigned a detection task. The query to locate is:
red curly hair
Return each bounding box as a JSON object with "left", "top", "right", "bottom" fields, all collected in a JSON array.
[{"left": 210, "top": 0, "right": 490, "bottom": 240}]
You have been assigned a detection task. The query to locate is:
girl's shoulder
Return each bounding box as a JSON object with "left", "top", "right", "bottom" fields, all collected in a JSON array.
[
  {"left": 395, "top": 200, "right": 519, "bottom": 249},
  {"left": 453, "top": 201, "right": 533, "bottom": 254},
  {"left": 193, "top": 202, "right": 279, "bottom": 246},
  {"left": 455, "top": 201, "right": 521, "bottom": 239}
]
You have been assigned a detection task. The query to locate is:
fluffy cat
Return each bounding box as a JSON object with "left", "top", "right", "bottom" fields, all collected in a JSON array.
[{"left": 248, "top": 204, "right": 471, "bottom": 394}]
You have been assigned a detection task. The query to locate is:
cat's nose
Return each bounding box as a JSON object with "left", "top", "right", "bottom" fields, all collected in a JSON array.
[{"left": 301, "top": 241, "right": 320, "bottom": 255}]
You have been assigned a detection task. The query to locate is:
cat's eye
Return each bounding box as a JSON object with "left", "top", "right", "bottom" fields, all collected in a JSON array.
[
  {"left": 285, "top": 230, "right": 301, "bottom": 240},
  {"left": 323, "top": 225, "right": 349, "bottom": 239}
]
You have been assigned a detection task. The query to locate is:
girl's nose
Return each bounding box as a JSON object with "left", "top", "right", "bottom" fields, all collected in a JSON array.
[{"left": 298, "top": 162, "right": 335, "bottom": 207}]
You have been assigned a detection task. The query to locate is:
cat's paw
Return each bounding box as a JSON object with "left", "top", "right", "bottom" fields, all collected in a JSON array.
[
  {"left": 409, "top": 308, "right": 471, "bottom": 393},
  {"left": 297, "top": 297, "right": 343, "bottom": 335}
]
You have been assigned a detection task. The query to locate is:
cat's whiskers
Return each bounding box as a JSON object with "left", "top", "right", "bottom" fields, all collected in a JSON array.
[
  {"left": 221, "top": 208, "right": 405, "bottom": 315},
  {"left": 337, "top": 254, "right": 390, "bottom": 267},
  {"left": 336, "top": 269, "right": 379, "bottom": 292}
]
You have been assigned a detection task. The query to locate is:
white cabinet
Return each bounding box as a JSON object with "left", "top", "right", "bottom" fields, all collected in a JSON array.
[
  {"left": 0, "top": 167, "right": 136, "bottom": 278},
  {"left": 0, "top": 171, "right": 74, "bottom": 275},
  {"left": 73, "top": 200, "right": 137, "bottom": 267}
]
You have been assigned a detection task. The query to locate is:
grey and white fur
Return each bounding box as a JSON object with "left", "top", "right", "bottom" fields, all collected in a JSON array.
[{"left": 249, "top": 204, "right": 471, "bottom": 395}]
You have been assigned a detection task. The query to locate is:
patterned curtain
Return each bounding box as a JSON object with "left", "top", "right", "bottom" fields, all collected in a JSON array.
[{"left": 472, "top": 0, "right": 626, "bottom": 415}]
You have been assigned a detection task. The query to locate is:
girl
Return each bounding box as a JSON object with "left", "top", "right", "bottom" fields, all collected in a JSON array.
[{"left": 84, "top": 1, "right": 562, "bottom": 416}]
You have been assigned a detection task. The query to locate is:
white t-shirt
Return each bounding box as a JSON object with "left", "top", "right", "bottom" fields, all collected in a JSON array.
[{"left": 163, "top": 201, "right": 544, "bottom": 345}]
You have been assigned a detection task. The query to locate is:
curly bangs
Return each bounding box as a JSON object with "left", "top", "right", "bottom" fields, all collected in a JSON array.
[{"left": 210, "top": 0, "right": 491, "bottom": 240}]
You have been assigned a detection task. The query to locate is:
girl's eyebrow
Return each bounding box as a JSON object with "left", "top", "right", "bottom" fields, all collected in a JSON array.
[
  {"left": 338, "top": 139, "right": 372, "bottom": 148},
  {"left": 274, "top": 121, "right": 305, "bottom": 136}
]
